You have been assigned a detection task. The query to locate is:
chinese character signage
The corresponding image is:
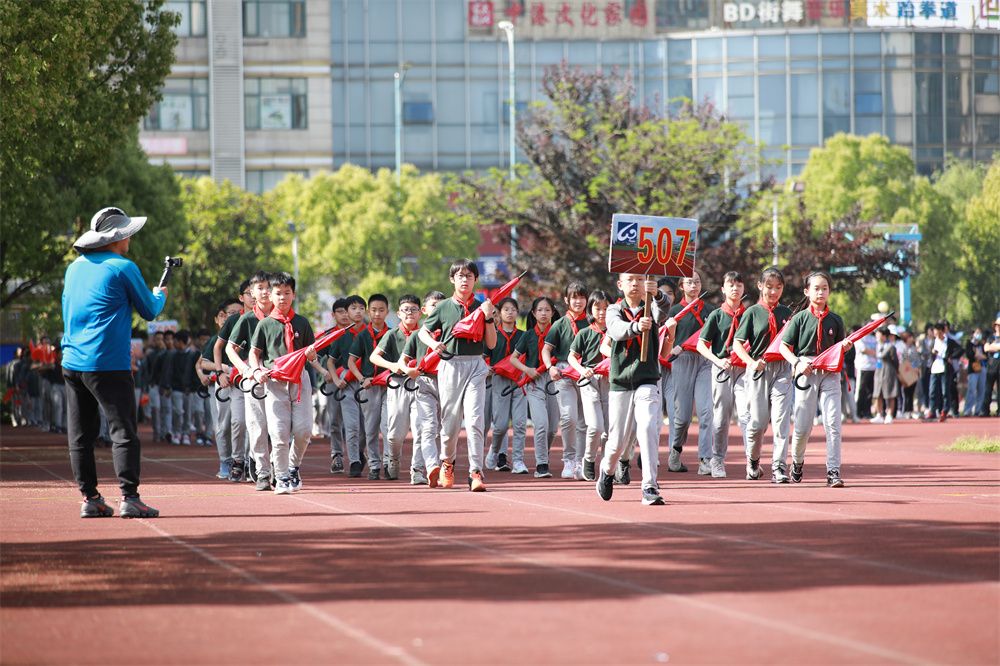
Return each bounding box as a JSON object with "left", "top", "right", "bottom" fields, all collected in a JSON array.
[{"left": 468, "top": 0, "right": 657, "bottom": 38}]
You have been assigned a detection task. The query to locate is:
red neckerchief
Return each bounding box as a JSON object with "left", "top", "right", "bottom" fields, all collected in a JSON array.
[
  {"left": 239, "top": 307, "right": 245, "bottom": 316},
  {"left": 809, "top": 304, "right": 829, "bottom": 355},
  {"left": 569, "top": 313, "right": 587, "bottom": 336},
  {"left": 252, "top": 303, "right": 268, "bottom": 321},
  {"left": 758, "top": 298, "right": 778, "bottom": 342},
  {"left": 368, "top": 323, "right": 387, "bottom": 344},
  {"left": 620, "top": 301, "right": 643, "bottom": 354},
  {"left": 679, "top": 298, "right": 704, "bottom": 326},
  {"left": 453, "top": 293, "right": 475, "bottom": 317},
  {"left": 534, "top": 322, "right": 551, "bottom": 364},
  {"left": 398, "top": 323, "right": 416, "bottom": 339},
  {"left": 497, "top": 325, "right": 517, "bottom": 357},
  {"left": 721, "top": 301, "right": 746, "bottom": 353},
  {"left": 589, "top": 322, "right": 605, "bottom": 336},
  {"left": 268, "top": 307, "right": 297, "bottom": 354}
]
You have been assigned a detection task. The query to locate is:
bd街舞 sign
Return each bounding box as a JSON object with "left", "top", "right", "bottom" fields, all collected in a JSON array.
[{"left": 608, "top": 214, "right": 698, "bottom": 278}]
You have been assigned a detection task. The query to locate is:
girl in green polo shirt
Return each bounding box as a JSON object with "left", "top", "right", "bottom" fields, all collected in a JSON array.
[
  {"left": 779, "top": 272, "right": 850, "bottom": 488},
  {"left": 568, "top": 290, "right": 610, "bottom": 482}
]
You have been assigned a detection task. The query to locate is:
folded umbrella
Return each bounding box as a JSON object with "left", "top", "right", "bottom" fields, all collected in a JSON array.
[
  {"left": 751, "top": 321, "right": 792, "bottom": 380},
  {"left": 251, "top": 327, "right": 347, "bottom": 401},
  {"left": 575, "top": 357, "right": 610, "bottom": 387},
  {"left": 492, "top": 356, "right": 524, "bottom": 382},
  {"left": 452, "top": 272, "right": 526, "bottom": 342},
  {"left": 354, "top": 367, "right": 401, "bottom": 403},
  {"left": 715, "top": 340, "right": 751, "bottom": 383},
  {"left": 502, "top": 364, "right": 558, "bottom": 397},
  {"left": 793, "top": 312, "right": 894, "bottom": 390}
]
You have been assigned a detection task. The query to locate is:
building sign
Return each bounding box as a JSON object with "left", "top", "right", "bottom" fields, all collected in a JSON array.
[
  {"left": 261, "top": 95, "right": 293, "bottom": 130},
  {"left": 139, "top": 137, "right": 188, "bottom": 155},
  {"left": 468, "top": 0, "right": 658, "bottom": 38},
  {"left": 723, "top": 0, "right": 998, "bottom": 27}
]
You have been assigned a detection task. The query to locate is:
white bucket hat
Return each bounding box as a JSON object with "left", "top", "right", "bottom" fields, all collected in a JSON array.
[{"left": 74, "top": 207, "right": 146, "bottom": 252}]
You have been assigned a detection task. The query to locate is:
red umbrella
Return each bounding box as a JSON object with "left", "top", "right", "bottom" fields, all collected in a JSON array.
[
  {"left": 251, "top": 327, "right": 347, "bottom": 400},
  {"left": 354, "top": 367, "right": 401, "bottom": 403},
  {"left": 502, "top": 364, "right": 558, "bottom": 397},
  {"left": 452, "top": 272, "right": 526, "bottom": 342},
  {"left": 492, "top": 356, "right": 524, "bottom": 382},
  {"left": 575, "top": 357, "right": 610, "bottom": 387},
  {"left": 793, "top": 312, "right": 894, "bottom": 389},
  {"left": 750, "top": 321, "right": 793, "bottom": 380},
  {"left": 715, "top": 340, "right": 751, "bottom": 383}
]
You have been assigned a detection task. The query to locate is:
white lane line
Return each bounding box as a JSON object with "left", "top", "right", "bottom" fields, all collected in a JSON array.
[{"left": 289, "top": 494, "right": 939, "bottom": 666}]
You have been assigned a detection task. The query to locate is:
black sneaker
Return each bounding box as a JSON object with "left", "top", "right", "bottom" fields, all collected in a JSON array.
[
  {"left": 746, "top": 457, "right": 762, "bottom": 480},
  {"left": 246, "top": 457, "right": 258, "bottom": 483},
  {"left": 80, "top": 495, "right": 114, "bottom": 518},
  {"left": 614, "top": 459, "right": 631, "bottom": 485},
  {"left": 641, "top": 487, "right": 665, "bottom": 505},
  {"left": 367, "top": 468, "right": 381, "bottom": 480},
  {"left": 119, "top": 495, "right": 159, "bottom": 518},
  {"left": 330, "top": 453, "right": 344, "bottom": 474},
  {"left": 348, "top": 461, "right": 363, "bottom": 478},
  {"left": 791, "top": 461, "right": 804, "bottom": 483},
  {"left": 228, "top": 460, "right": 245, "bottom": 483},
  {"left": 827, "top": 469, "right": 845, "bottom": 488},
  {"left": 596, "top": 467, "right": 614, "bottom": 501},
  {"left": 534, "top": 464, "right": 552, "bottom": 478},
  {"left": 583, "top": 460, "right": 596, "bottom": 481},
  {"left": 382, "top": 466, "right": 393, "bottom": 480},
  {"left": 496, "top": 453, "right": 511, "bottom": 472}
]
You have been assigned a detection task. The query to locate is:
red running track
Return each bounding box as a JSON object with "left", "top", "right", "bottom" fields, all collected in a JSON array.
[{"left": 2, "top": 417, "right": 998, "bottom": 665}]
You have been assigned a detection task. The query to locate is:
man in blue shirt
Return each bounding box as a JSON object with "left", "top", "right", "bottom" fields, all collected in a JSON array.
[{"left": 62, "top": 207, "right": 168, "bottom": 519}]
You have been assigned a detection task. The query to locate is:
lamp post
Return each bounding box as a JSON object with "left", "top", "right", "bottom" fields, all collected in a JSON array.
[
  {"left": 394, "top": 62, "right": 411, "bottom": 187},
  {"left": 286, "top": 219, "right": 300, "bottom": 287},
  {"left": 497, "top": 20, "right": 518, "bottom": 282}
]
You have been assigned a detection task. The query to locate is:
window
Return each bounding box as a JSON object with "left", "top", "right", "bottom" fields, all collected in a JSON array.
[
  {"left": 245, "top": 78, "right": 307, "bottom": 130},
  {"left": 246, "top": 170, "right": 307, "bottom": 194},
  {"left": 144, "top": 79, "right": 209, "bottom": 130},
  {"left": 404, "top": 102, "right": 434, "bottom": 124},
  {"left": 243, "top": 0, "right": 305, "bottom": 37},
  {"left": 165, "top": 1, "right": 206, "bottom": 36}
]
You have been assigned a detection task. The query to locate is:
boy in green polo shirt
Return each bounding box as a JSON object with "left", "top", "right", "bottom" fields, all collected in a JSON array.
[
  {"left": 249, "top": 272, "right": 322, "bottom": 495},
  {"left": 401, "top": 291, "right": 445, "bottom": 487},
  {"left": 695, "top": 271, "right": 749, "bottom": 479},
  {"left": 371, "top": 294, "right": 422, "bottom": 481},
  {"left": 348, "top": 293, "right": 391, "bottom": 480},
  {"left": 326, "top": 295, "right": 368, "bottom": 477},
  {"left": 198, "top": 298, "right": 242, "bottom": 479},
  {"left": 596, "top": 273, "right": 672, "bottom": 505},
  {"left": 418, "top": 260, "right": 496, "bottom": 492}
]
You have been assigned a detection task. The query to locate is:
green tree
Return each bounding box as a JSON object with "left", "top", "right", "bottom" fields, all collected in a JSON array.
[
  {"left": 269, "top": 165, "right": 481, "bottom": 309},
  {"left": 958, "top": 161, "right": 1000, "bottom": 326},
  {"left": 1, "top": 0, "right": 178, "bottom": 308},
  {"left": 170, "top": 177, "right": 280, "bottom": 330},
  {"left": 448, "top": 64, "right": 764, "bottom": 297}
]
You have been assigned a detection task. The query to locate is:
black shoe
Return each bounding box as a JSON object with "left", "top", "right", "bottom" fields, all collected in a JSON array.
[
  {"left": 583, "top": 460, "right": 596, "bottom": 481},
  {"left": 330, "top": 453, "right": 344, "bottom": 473},
  {"left": 81, "top": 495, "right": 114, "bottom": 518},
  {"left": 367, "top": 468, "right": 381, "bottom": 480},
  {"left": 246, "top": 457, "right": 258, "bottom": 483},
  {"left": 596, "top": 467, "right": 614, "bottom": 501},
  {"left": 791, "top": 461, "right": 803, "bottom": 483},
  {"left": 614, "top": 459, "right": 631, "bottom": 485},
  {"left": 534, "top": 464, "right": 552, "bottom": 478},
  {"left": 496, "top": 453, "right": 511, "bottom": 472},
  {"left": 228, "top": 461, "right": 244, "bottom": 483},
  {"left": 827, "top": 469, "right": 845, "bottom": 488},
  {"left": 382, "top": 466, "right": 393, "bottom": 480},
  {"left": 348, "top": 461, "right": 363, "bottom": 478},
  {"left": 119, "top": 495, "right": 159, "bottom": 518}
]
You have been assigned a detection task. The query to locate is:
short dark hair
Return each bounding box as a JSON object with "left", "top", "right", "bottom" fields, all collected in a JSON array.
[
  {"left": 423, "top": 290, "right": 446, "bottom": 305},
  {"left": 759, "top": 267, "right": 784, "bottom": 285},
  {"left": 368, "top": 293, "right": 390, "bottom": 308},
  {"left": 196, "top": 328, "right": 211, "bottom": 338},
  {"left": 163, "top": 329, "right": 174, "bottom": 338},
  {"left": 175, "top": 330, "right": 190, "bottom": 344},
  {"left": 332, "top": 298, "right": 348, "bottom": 313},
  {"left": 656, "top": 277, "right": 677, "bottom": 289},
  {"left": 564, "top": 281, "right": 588, "bottom": 300},
  {"left": 218, "top": 298, "right": 241, "bottom": 314},
  {"left": 448, "top": 258, "right": 479, "bottom": 279},
  {"left": 398, "top": 294, "right": 420, "bottom": 308},
  {"left": 249, "top": 270, "right": 271, "bottom": 286},
  {"left": 722, "top": 271, "right": 744, "bottom": 285},
  {"left": 496, "top": 297, "right": 519, "bottom": 313},
  {"left": 585, "top": 290, "right": 610, "bottom": 325},
  {"left": 268, "top": 271, "right": 295, "bottom": 291},
  {"left": 238, "top": 279, "right": 251, "bottom": 296},
  {"left": 344, "top": 294, "right": 366, "bottom": 309}
]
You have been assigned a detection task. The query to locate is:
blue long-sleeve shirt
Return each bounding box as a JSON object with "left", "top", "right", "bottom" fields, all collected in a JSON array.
[{"left": 61, "top": 252, "right": 166, "bottom": 372}]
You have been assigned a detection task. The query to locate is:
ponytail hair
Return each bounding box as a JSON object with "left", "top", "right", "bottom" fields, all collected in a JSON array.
[
  {"left": 791, "top": 271, "right": 832, "bottom": 314},
  {"left": 585, "top": 290, "right": 610, "bottom": 325},
  {"left": 525, "top": 296, "right": 559, "bottom": 330},
  {"left": 759, "top": 266, "right": 785, "bottom": 286}
]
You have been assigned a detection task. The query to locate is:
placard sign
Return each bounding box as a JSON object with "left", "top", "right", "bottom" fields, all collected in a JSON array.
[{"left": 608, "top": 214, "right": 698, "bottom": 277}]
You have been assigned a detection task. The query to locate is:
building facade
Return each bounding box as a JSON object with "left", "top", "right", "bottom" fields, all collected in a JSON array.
[{"left": 141, "top": 0, "right": 999, "bottom": 189}]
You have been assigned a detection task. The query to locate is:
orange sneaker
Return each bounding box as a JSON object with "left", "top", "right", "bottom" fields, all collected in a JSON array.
[
  {"left": 469, "top": 471, "right": 486, "bottom": 492},
  {"left": 440, "top": 460, "right": 455, "bottom": 489},
  {"left": 427, "top": 465, "right": 441, "bottom": 488}
]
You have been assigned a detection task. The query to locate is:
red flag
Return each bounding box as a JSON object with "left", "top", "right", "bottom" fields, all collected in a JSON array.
[
  {"left": 807, "top": 312, "right": 894, "bottom": 375},
  {"left": 492, "top": 356, "right": 524, "bottom": 382},
  {"left": 267, "top": 327, "right": 347, "bottom": 391}
]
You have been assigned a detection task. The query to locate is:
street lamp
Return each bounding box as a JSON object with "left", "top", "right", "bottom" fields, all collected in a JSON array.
[
  {"left": 497, "top": 20, "right": 518, "bottom": 283},
  {"left": 394, "top": 62, "right": 411, "bottom": 187},
  {"left": 286, "top": 219, "right": 301, "bottom": 287}
]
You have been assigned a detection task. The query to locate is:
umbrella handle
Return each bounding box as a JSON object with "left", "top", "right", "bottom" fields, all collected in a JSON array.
[
  {"left": 715, "top": 367, "right": 730, "bottom": 383},
  {"left": 437, "top": 349, "right": 455, "bottom": 361},
  {"left": 666, "top": 353, "right": 679, "bottom": 364},
  {"left": 794, "top": 373, "right": 812, "bottom": 391},
  {"left": 544, "top": 379, "right": 560, "bottom": 396},
  {"left": 577, "top": 376, "right": 592, "bottom": 387},
  {"left": 403, "top": 377, "right": 419, "bottom": 392},
  {"left": 386, "top": 375, "right": 400, "bottom": 390},
  {"left": 196, "top": 385, "right": 210, "bottom": 399},
  {"left": 332, "top": 387, "right": 346, "bottom": 402},
  {"left": 250, "top": 382, "right": 266, "bottom": 400},
  {"left": 215, "top": 385, "right": 231, "bottom": 403},
  {"left": 235, "top": 375, "right": 252, "bottom": 394},
  {"left": 501, "top": 384, "right": 516, "bottom": 398},
  {"left": 354, "top": 387, "right": 368, "bottom": 404},
  {"left": 752, "top": 368, "right": 764, "bottom": 381},
  {"left": 320, "top": 381, "right": 336, "bottom": 396}
]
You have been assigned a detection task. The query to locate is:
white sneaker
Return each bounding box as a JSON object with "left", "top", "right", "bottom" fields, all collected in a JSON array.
[
  {"left": 274, "top": 478, "right": 292, "bottom": 495},
  {"left": 710, "top": 459, "right": 727, "bottom": 478},
  {"left": 813, "top": 415, "right": 823, "bottom": 426},
  {"left": 574, "top": 460, "right": 585, "bottom": 480},
  {"left": 485, "top": 449, "right": 498, "bottom": 470},
  {"left": 410, "top": 469, "right": 428, "bottom": 485},
  {"left": 181, "top": 434, "right": 191, "bottom": 445},
  {"left": 885, "top": 414, "right": 894, "bottom": 424},
  {"left": 511, "top": 460, "right": 529, "bottom": 474},
  {"left": 870, "top": 414, "right": 884, "bottom": 424},
  {"left": 698, "top": 458, "right": 712, "bottom": 475},
  {"left": 898, "top": 412, "right": 908, "bottom": 420},
  {"left": 561, "top": 461, "right": 576, "bottom": 479}
]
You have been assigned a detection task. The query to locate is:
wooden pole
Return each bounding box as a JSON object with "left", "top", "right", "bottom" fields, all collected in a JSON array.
[{"left": 640, "top": 274, "right": 652, "bottom": 362}]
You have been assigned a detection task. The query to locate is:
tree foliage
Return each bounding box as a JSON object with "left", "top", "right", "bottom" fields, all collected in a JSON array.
[
  {"left": 448, "top": 64, "right": 765, "bottom": 297},
  {"left": 268, "top": 165, "right": 481, "bottom": 307},
  {"left": 957, "top": 161, "right": 1000, "bottom": 326},
  {"left": 1, "top": 0, "right": 178, "bottom": 308}
]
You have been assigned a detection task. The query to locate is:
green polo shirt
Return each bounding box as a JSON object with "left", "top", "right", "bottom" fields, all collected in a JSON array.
[
  {"left": 781, "top": 308, "right": 846, "bottom": 357},
  {"left": 570, "top": 326, "right": 605, "bottom": 367},
  {"left": 487, "top": 325, "right": 523, "bottom": 366},
  {"left": 699, "top": 306, "right": 745, "bottom": 358},
  {"left": 228, "top": 310, "right": 264, "bottom": 361},
  {"left": 669, "top": 301, "right": 715, "bottom": 346},
  {"left": 734, "top": 303, "right": 793, "bottom": 358},
  {"left": 514, "top": 324, "right": 549, "bottom": 369},
  {"left": 250, "top": 313, "right": 316, "bottom": 368},
  {"left": 544, "top": 314, "right": 589, "bottom": 362},
  {"left": 401, "top": 329, "right": 428, "bottom": 363},
  {"left": 349, "top": 325, "right": 389, "bottom": 378},
  {"left": 378, "top": 326, "right": 417, "bottom": 374},
  {"left": 329, "top": 325, "right": 364, "bottom": 371},
  {"left": 421, "top": 296, "right": 486, "bottom": 357},
  {"left": 201, "top": 335, "right": 218, "bottom": 362}
]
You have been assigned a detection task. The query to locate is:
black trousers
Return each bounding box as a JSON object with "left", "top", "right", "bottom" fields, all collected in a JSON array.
[
  {"left": 856, "top": 370, "right": 875, "bottom": 418},
  {"left": 983, "top": 366, "right": 1000, "bottom": 416},
  {"left": 64, "top": 369, "right": 142, "bottom": 497}
]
